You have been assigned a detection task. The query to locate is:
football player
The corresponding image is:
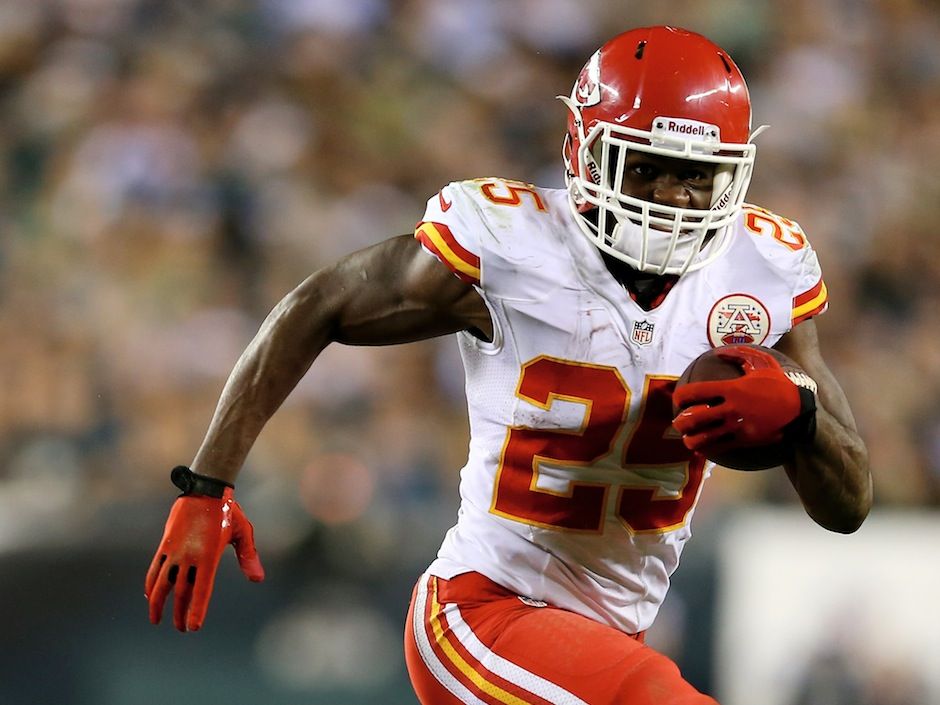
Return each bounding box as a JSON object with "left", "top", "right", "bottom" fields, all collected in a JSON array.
[{"left": 146, "top": 26, "right": 871, "bottom": 705}]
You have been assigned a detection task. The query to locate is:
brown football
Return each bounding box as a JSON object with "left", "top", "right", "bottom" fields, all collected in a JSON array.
[{"left": 672, "top": 344, "right": 809, "bottom": 471}]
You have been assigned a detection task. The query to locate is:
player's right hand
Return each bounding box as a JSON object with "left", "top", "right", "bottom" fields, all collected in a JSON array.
[{"left": 145, "top": 472, "right": 264, "bottom": 632}]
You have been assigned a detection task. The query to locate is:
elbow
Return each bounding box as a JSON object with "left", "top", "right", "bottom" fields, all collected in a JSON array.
[
  {"left": 846, "top": 484, "right": 874, "bottom": 534},
  {"left": 838, "top": 449, "right": 874, "bottom": 534},
  {"left": 267, "top": 271, "right": 340, "bottom": 348},
  {"left": 816, "top": 479, "right": 873, "bottom": 535},
  {"left": 822, "top": 504, "right": 869, "bottom": 534},
  {"left": 807, "top": 437, "right": 873, "bottom": 535}
]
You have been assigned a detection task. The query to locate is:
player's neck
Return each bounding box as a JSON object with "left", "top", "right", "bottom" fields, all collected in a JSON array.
[{"left": 600, "top": 251, "right": 678, "bottom": 311}]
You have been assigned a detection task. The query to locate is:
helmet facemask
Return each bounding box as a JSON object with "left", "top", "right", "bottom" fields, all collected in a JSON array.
[{"left": 561, "top": 97, "right": 758, "bottom": 276}]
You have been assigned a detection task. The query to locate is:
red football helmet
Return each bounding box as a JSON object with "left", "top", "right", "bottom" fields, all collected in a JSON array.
[{"left": 560, "top": 26, "right": 762, "bottom": 275}]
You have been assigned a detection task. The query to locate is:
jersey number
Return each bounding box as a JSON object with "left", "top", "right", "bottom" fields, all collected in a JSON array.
[
  {"left": 491, "top": 357, "right": 705, "bottom": 534},
  {"left": 477, "top": 179, "right": 547, "bottom": 212},
  {"left": 743, "top": 205, "right": 807, "bottom": 251}
]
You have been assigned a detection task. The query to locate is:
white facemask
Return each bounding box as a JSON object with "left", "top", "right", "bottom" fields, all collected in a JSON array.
[{"left": 609, "top": 217, "right": 707, "bottom": 271}]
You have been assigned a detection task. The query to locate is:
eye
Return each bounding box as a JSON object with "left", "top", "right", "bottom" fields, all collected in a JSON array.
[
  {"left": 628, "top": 162, "right": 657, "bottom": 179},
  {"left": 679, "top": 167, "right": 715, "bottom": 186}
]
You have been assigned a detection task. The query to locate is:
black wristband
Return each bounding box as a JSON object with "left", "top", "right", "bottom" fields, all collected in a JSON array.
[
  {"left": 783, "top": 386, "right": 818, "bottom": 444},
  {"left": 170, "top": 465, "right": 234, "bottom": 499}
]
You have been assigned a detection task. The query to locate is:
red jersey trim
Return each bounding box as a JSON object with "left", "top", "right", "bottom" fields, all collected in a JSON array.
[
  {"left": 792, "top": 278, "right": 828, "bottom": 325},
  {"left": 415, "top": 221, "right": 481, "bottom": 285}
]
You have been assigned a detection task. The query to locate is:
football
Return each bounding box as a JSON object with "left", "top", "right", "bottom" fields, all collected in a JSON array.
[{"left": 673, "top": 344, "right": 811, "bottom": 471}]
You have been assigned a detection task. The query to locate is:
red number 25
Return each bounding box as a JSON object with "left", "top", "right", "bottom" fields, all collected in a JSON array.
[{"left": 491, "top": 357, "right": 706, "bottom": 534}]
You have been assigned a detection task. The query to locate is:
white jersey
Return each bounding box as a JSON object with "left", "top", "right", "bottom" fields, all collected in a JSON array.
[{"left": 414, "top": 178, "right": 828, "bottom": 634}]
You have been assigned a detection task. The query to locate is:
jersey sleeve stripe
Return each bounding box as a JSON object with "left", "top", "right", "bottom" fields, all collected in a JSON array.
[
  {"left": 793, "top": 278, "right": 824, "bottom": 307},
  {"left": 415, "top": 222, "right": 481, "bottom": 285},
  {"left": 791, "top": 279, "right": 828, "bottom": 325}
]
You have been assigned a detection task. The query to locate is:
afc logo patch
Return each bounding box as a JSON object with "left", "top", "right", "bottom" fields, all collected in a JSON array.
[
  {"left": 707, "top": 294, "right": 771, "bottom": 347},
  {"left": 631, "top": 320, "right": 655, "bottom": 346}
]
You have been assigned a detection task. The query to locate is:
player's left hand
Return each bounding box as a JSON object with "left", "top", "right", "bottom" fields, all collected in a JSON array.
[
  {"left": 672, "top": 345, "right": 816, "bottom": 456},
  {"left": 145, "top": 467, "right": 264, "bottom": 632}
]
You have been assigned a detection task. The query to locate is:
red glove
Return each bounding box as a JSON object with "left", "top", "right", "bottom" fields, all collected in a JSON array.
[
  {"left": 672, "top": 346, "right": 816, "bottom": 457},
  {"left": 145, "top": 467, "right": 264, "bottom": 632}
]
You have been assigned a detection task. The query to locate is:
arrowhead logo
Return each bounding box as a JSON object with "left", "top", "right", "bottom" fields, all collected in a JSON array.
[{"left": 571, "top": 50, "right": 602, "bottom": 107}]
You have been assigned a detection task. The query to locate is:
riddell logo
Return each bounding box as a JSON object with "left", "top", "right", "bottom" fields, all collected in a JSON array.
[
  {"left": 653, "top": 118, "right": 720, "bottom": 142},
  {"left": 668, "top": 121, "right": 707, "bottom": 135}
]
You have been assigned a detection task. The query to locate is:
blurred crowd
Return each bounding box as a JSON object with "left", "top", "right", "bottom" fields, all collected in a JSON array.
[
  {"left": 1, "top": 1, "right": 939, "bottom": 703},
  {"left": 0, "top": 0, "right": 939, "bottom": 554}
]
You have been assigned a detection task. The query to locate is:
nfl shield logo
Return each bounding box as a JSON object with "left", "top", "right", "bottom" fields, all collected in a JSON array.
[{"left": 632, "top": 320, "right": 655, "bottom": 346}]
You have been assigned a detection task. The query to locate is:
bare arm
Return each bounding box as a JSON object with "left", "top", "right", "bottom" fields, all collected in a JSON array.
[
  {"left": 774, "top": 319, "right": 872, "bottom": 533},
  {"left": 190, "top": 235, "right": 491, "bottom": 483}
]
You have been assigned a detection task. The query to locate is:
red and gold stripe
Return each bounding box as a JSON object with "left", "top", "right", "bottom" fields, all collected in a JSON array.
[
  {"left": 792, "top": 278, "right": 828, "bottom": 325},
  {"left": 423, "top": 577, "right": 550, "bottom": 705},
  {"left": 415, "top": 221, "right": 481, "bottom": 285}
]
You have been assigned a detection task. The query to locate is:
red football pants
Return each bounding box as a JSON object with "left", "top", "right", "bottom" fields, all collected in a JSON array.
[{"left": 404, "top": 572, "right": 718, "bottom": 705}]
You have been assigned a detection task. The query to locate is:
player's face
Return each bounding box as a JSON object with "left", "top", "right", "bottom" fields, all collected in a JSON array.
[{"left": 619, "top": 152, "right": 715, "bottom": 210}]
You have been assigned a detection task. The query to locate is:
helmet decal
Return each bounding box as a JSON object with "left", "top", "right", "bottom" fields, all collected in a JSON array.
[{"left": 572, "top": 50, "right": 602, "bottom": 107}]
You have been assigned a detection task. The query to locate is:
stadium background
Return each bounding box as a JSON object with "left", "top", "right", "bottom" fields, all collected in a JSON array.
[{"left": 0, "top": 0, "right": 938, "bottom": 703}]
